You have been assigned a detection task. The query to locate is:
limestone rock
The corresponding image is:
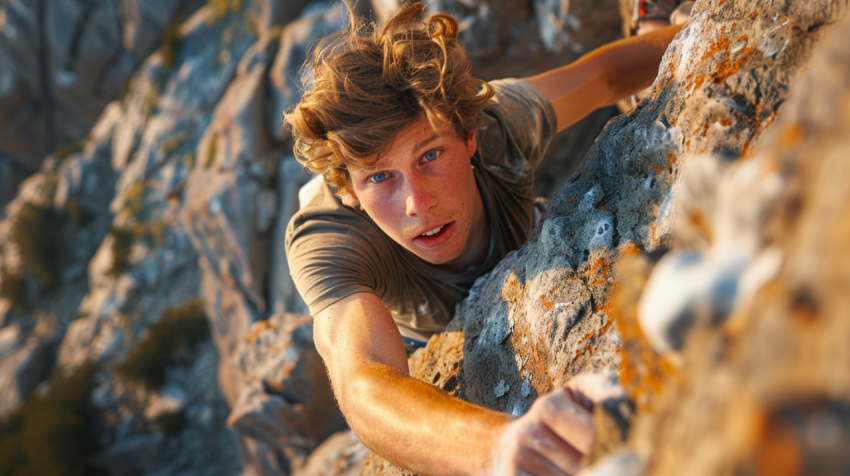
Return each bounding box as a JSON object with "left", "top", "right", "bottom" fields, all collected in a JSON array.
[
  {"left": 268, "top": 5, "right": 347, "bottom": 143},
  {"left": 90, "top": 343, "right": 241, "bottom": 476},
  {"left": 443, "top": 0, "right": 845, "bottom": 417},
  {"left": 295, "top": 430, "right": 371, "bottom": 476},
  {"left": 0, "top": 330, "right": 53, "bottom": 419},
  {"left": 0, "top": 0, "right": 196, "bottom": 206},
  {"left": 249, "top": 0, "right": 316, "bottom": 35},
  {"left": 618, "top": 7, "right": 850, "bottom": 475},
  {"left": 226, "top": 313, "right": 348, "bottom": 476},
  {"left": 365, "top": 0, "right": 847, "bottom": 473},
  {"left": 29, "top": 5, "right": 260, "bottom": 475}
]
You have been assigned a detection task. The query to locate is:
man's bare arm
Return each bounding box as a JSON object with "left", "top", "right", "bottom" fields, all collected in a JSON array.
[
  {"left": 522, "top": 24, "right": 684, "bottom": 132},
  {"left": 314, "top": 292, "right": 597, "bottom": 476}
]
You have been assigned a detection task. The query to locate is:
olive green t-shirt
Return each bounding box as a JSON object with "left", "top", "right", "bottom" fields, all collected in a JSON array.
[{"left": 285, "top": 79, "right": 557, "bottom": 340}]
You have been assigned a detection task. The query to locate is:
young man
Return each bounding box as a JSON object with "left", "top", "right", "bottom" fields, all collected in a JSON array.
[{"left": 285, "top": 3, "right": 685, "bottom": 475}]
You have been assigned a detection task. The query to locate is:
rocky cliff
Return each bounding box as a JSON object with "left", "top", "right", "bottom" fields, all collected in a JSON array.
[
  {"left": 1, "top": 0, "right": 847, "bottom": 474},
  {"left": 0, "top": 0, "right": 623, "bottom": 474},
  {"left": 0, "top": 0, "right": 205, "bottom": 206}
]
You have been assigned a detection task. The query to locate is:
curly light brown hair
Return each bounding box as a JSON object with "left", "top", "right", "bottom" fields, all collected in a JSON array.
[{"left": 283, "top": 1, "right": 495, "bottom": 195}]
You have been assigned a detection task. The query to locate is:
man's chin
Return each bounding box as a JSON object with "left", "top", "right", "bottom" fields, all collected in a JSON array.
[{"left": 410, "top": 247, "right": 463, "bottom": 270}]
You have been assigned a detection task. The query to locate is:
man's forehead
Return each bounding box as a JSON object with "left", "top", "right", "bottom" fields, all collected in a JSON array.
[{"left": 368, "top": 119, "right": 446, "bottom": 169}]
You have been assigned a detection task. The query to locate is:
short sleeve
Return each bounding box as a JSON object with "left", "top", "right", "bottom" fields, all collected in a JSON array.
[
  {"left": 285, "top": 188, "right": 391, "bottom": 316},
  {"left": 479, "top": 79, "right": 558, "bottom": 173}
]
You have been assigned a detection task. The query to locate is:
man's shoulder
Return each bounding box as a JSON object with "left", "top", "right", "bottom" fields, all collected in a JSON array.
[
  {"left": 285, "top": 179, "right": 383, "bottom": 250},
  {"left": 474, "top": 78, "right": 557, "bottom": 184}
]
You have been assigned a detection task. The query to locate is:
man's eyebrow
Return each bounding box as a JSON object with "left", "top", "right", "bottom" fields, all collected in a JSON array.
[{"left": 413, "top": 132, "right": 440, "bottom": 153}]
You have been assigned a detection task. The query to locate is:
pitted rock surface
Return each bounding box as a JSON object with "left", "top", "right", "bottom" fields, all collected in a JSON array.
[
  {"left": 452, "top": 0, "right": 846, "bottom": 415},
  {"left": 618, "top": 6, "right": 850, "bottom": 475}
]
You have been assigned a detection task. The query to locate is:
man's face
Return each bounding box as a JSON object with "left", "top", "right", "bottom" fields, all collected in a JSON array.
[{"left": 348, "top": 116, "right": 487, "bottom": 270}]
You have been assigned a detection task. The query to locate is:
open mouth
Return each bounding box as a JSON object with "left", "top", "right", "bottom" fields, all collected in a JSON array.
[
  {"left": 421, "top": 225, "right": 445, "bottom": 237},
  {"left": 412, "top": 221, "right": 455, "bottom": 248}
]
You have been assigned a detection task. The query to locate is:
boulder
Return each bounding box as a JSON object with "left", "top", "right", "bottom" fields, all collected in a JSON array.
[
  {"left": 226, "top": 313, "right": 348, "bottom": 476},
  {"left": 294, "top": 430, "right": 371, "bottom": 476}
]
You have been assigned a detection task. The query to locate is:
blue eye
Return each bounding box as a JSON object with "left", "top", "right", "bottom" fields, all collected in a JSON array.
[
  {"left": 370, "top": 172, "right": 387, "bottom": 183},
  {"left": 423, "top": 150, "right": 438, "bottom": 162}
]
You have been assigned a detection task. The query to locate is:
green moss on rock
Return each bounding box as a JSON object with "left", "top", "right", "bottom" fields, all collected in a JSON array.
[
  {"left": 115, "top": 299, "right": 210, "bottom": 391},
  {"left": 0, "top": 363, "right": 103, "bottom": 476},
  {"left": 13, "top": 203, "right": 63, "bottom": 287}
]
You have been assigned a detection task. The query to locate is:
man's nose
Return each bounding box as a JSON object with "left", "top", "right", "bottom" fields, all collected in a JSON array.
[{"left": 405, "top": 177, "right": 438, "bottom": 217}]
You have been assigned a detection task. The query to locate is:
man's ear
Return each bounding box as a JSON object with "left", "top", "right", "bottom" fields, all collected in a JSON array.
[
  {"left": 341, "top": 185, "right": 361, "bottom": 209},
  {"left": 466, "top": 130, "right": 477, "bottom": 158}
]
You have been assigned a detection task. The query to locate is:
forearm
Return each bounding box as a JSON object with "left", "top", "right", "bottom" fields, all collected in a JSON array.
[
  {"left": 340, "top": 362, "right": 510, "bottom": 476},
  {"left": 594, "top": 23, "right": 684, "bottom": 104},
  {"left": 523, "top": 23, "right": 683, "bottom": 131}
]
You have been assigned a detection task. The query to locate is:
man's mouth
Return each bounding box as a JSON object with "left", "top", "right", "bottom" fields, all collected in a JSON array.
[
  {"left": 412, "top": 222, "right": 456, "bottom": 249},
  {"left": 421, "top": 225, "right": 445, "bottom": 236}
]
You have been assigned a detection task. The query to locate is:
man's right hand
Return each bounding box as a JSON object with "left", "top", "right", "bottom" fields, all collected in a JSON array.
[
  {"left": 491, "top": 387, "right": 595, "bottom": 476},
  {"left": 488, "top": 373, "right": 623, "bottom": 476}
]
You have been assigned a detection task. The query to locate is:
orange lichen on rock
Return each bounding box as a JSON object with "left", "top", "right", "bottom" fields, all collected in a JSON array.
[
  {"left": 650, "top": 152, "right": 678, "bottom": 179},
  {"left": 572, "top": 313, "right": 616, "bottom": 362},
  {"left": 585, "top": 256, "right": 612, "bottom": 287},
  {"left": 688, "top": 74, "right": 706, "bottom": 92},
  {"left": 695, "top": 27, "right": 755, "bottom": 87},
  {"left": 244, "top": 320, "right": 271, "bottom": 342},
  {"left": 539, "top": 294, "right": 554, "bottom": 310},
  {"left": 549, "top": 275, "right": 573, "bottom": 295},
  {"left": 712, "top": 46, "right": 755, "bottom": 83},
  {"left": 719, "top": 119, "right": 733, "bottom": 126},
  {"left": 700, "top": 26, "right": 730, "bottom": 63},
  {"left": 605, "top": 251, "right": 677, "bottom": 410},
  {"left": 779, "top": 124, "right": 805, "bottom": 146},
  {"left": 747, "top": 10, "right": 760, "bottom": 19},
  {"left": 688, "top": 210, "right": 714, "bottom": 241}
]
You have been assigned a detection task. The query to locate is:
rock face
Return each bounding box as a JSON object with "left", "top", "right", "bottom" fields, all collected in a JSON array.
[
  {"left": 0, "top": 0, "right": 199, "bottom": 205},
  {"left": 621, "top": 8, "right": 850, "bottom": 475},
  {"left": 442, "top": 0, "right": 845, "bottom": 415},
  {"left": 225, "top": 314, "right": 347, "bottom": 475},
  {"left": 7, "top": 0, "right": 846, "bottom": 475}
]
